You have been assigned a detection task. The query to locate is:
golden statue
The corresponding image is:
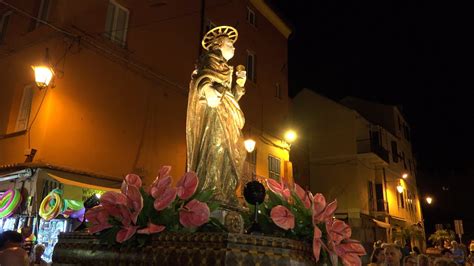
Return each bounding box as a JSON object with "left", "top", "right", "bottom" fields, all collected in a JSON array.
[{"left": 186, "top": 26, "right": 247, "bottom": 203}]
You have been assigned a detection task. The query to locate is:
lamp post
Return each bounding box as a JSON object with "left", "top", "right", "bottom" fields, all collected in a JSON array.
[
  {"left": 284, "top": 130, "right": 297, "bottom": 144},
  {"left": 32, "top": 48, "right": 54, "bottom": 89},
  {"left": 396, "top": 183, "right": 404, "bottom": 194},
  {"left": 425, "top": 196, "right": 433, "bottom": 205}
]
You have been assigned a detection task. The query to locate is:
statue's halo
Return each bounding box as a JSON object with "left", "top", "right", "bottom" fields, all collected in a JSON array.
[{"left": 201, "top": 26, "right": 238, "bottom": 50}]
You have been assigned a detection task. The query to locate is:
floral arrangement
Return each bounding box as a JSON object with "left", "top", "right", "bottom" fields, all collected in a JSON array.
[
  {"left": 85, "top": 167, "right": 365, "bottom": 265},
  {"left": 253, "top": 178, "right": 366, "bottom": 265},
  {"left": 85, "top": 166, "right": 220, "bottom": 244}
]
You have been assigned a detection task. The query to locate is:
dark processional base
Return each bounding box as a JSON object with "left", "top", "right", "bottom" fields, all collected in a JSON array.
[{"left": 52, "top": 232, "right": 316, "bottom": 265}]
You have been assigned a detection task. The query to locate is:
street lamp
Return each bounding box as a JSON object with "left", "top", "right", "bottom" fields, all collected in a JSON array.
[
  {"left": 396, "top": 184, "right": 404, "bottom": 194},
  {"left": 426, "top": 196, "right": 433, "bottom": 205},
  {"left": 32, "top": 48, "right": 54, "bottom": 89},
  {"left": 244, "top": 139, "right": 256, "bottom": 153},
  {"left": 284, "top": 130, "right": 297, "bottom": 143},
  {"left": 402, "top": 173, "right": 409, "bottom": 179}
]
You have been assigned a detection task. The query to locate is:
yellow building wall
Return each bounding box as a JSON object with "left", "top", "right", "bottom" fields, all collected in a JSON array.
[{"left": 0, "top": 0, "right": 291, "bottom": 187}]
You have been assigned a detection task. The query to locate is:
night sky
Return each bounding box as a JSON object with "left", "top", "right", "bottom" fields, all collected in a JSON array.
[{"left": 271, "top": 0, "right": 474, "bottom": 241}]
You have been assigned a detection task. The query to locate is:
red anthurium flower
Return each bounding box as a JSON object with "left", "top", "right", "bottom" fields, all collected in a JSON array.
[
  {"left": 176, "top": 172, "right": 199, "bottom": 200},
  {"left": 334, "top": 240, "right": 366, "bottom": 266},
  {"left": 121, "top": 174, "right": 142, "bottom": 193},
  {"left": 100, "top": 191, "right": 128, "bottom": 217},
  {"left": 326, "top": 219, "right": 352, "bottom": 245},
  {"left": 266, "top": 179, "right": 291, "bottom": 200},
  {"left": 179, "top": 199, "right": 210, "bottom": 228},
  {"left": 85, "top": 206, "right": 112, "bottom": 234},
  {"left": 312, "top": 193, "right": 337, "bottom": 223},
  {"left": 270, "top": 205, "right": 295, "bottom": 230},
  {"left": 151, "top": 176, "right": 172, "bottom": 199},
  {"left": 137, "top": 222, "right": 166, "bottom": 235},
  {"left": 294, "top": 183, "right": 312, "bottom": 209},
  {"left": 116, "top": 225, "right": 139, "bottom": 243}
]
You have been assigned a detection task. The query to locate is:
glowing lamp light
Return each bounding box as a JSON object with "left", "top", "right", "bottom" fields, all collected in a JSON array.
[
  {"left": 284, "top": 130, "right": 297, "bottom": 143},
  {"left": 244, "top": 139, "right": 256, "bottom": 153},
  {"left": 426, "top": 196, "right": 433, "bottom": 205},
  {"left": 402, "top": 173, "right": 409, "bottom": 179},
  {"left": 396, "top": 184, "right": 404, "bottom": 194},
  {"left": 32, "top": 65, "right": 54, "bottom": 89},
  {"left": 95, "top": 193, "right": 102, "bottom": 199}
]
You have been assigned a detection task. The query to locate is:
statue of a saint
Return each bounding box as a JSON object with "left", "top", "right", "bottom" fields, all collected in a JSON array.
[{"left": 186, "top": 26, "right": 247, "bottom": 203}]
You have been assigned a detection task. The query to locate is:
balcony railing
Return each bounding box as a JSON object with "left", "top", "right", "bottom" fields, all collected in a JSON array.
[{"left": 357, "top": 139, "right": 390, "bottom": 163}]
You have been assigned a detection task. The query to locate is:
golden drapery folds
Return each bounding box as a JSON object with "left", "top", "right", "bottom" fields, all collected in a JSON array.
[{"left": 186, "top": 44, "right": 246, "bottom": 204}]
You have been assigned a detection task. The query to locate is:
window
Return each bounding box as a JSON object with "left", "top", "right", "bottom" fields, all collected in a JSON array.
[
  {"left": 268, "top": 155, "right": 280, "bottom": 180},
  {"left": 391, "top": 141, "right": 398, "bottom": 163},
  {"left": 275, "top": 83, "right": 281, "bottom": 99},
  {"left": 375, "top": 183, "right": 386, "bottom": 212},
  {"left": 204, "top": 19, "right": 216, "bottom": 33},
  {"left": 402, "top": 152, "right": 407, "bottom": 169},
  {"left": 368, "top": 181, "right": 374, "bottom": 211},
  {"left": 29, "top": 0, "right": 51, "bottom": 31},
  {"left": 104, "top": 0, "right": 129, "bottom": 47},
  {"left": 398, "top": 191, "right": 405, "bottom": 209},
  {"left": 15, "top": 85, "right": 34, "bottom": 132},
  {"left": 246, "top": 149, "right": 257, "bottom": 176},
  {"left": 246, "top": 51, "right": 256, "bottom": 82},
  {"left": 246, "top": 7, "right": 256, "bottom": 26},
  {"left": 0, "top": 11, "right": 12, "bottom": 42}
]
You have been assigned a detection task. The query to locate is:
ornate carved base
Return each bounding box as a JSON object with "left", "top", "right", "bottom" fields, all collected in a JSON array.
[{"left": 53, "top": 232, "right": 315, "bottom": 265}]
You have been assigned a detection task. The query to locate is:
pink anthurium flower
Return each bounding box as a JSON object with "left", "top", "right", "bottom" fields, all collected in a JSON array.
[
  {"left": 137, "top": 222, "right": 166, "bottom": 235},
  {"left": 326, "top": 219, "right": 352, "bottom": 245},
  {"left": 153, "top": 187, "right": 177, "bottom": 211},
  {"left": 123, "top": 185, "right": 143, "bottom": 224},
  {"left": 100, "top": 191, "right": 128, "bottom": 217},
  {"left": 312, "top": 226, "right": 323, "bottom": 262},
  {"left": 85, "top": 206, "right": 112, "bottom": 234},
  {"left": 179, "top": 199, "right": 210, "bottom": 228},
  {"left": 294, "top": 183, "right": 312, "bottom": 209},
  {"left": 121, "top": 174, "right": 142, "bottom": 193},
  {"left": 266, "top": 178, "right": 291, "bottom": 199},
  {"left": 312, "top": 193, "right": 337, "bottom": 223},
  {"left": 150, "top": 176, "right": 172, "bottom": 198},
  {"left": 334, "top": 240, "right": 366, "bottom": 266},
  {"left": 116, "top": 225, "right": 139, "bottom": 243},
  {"left": 176, "top": 172, "right": 199, "bottom": 200},
  {"left": 270, "top": 205, "right": 295, "bottom": 230}
]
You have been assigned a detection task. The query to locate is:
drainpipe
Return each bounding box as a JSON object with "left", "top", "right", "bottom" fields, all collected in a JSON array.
[
  {"left": 198, "top": 0, "right": 206, "bottom": 56},
  {"left": 382, "top": 168, "right": 391, "bottom": 241}
]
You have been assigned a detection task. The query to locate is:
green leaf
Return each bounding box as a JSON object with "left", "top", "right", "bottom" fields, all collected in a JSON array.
[
  {"left": 207, "top": 201, "right": 220, "bottom": 212},
  {"left": 99, "top": 226, "right": 120, "bottom": 245},
  {"left": 192, "top": 189, "right": 214, "bottom": 202},
  {"left": 153, "top": 207, "right": 178, "bottom": 227}
]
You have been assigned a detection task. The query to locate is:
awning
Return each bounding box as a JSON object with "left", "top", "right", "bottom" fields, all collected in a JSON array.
[{"left": 373, "top": 219, "right": 391, "bottom": 229}]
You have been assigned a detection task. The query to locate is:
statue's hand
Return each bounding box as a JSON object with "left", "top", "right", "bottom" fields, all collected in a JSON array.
[
  {"left": 236, "top": 70, "right": 246, "bottom": 87},
  {"left": 203, "top": 84, "right": 222, "bottom": 108}
]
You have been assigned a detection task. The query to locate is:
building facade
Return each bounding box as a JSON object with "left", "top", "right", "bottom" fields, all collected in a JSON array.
[
  {"left": 292, "top": 89, "right": 425, "bottom": 256},
  {"left": 0, "top": 0, "right": 292, "bottom": 190}
]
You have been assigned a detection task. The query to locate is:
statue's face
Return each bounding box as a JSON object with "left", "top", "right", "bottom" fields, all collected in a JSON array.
[{"left": 219, "top": 37, "right": 235, "bottom": 61}]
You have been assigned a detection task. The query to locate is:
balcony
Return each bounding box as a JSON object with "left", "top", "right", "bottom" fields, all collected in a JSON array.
[
  {"left": 371, "top": 199, "right": 389, "bottom": 217},
  {"left": 357, "top": 138, "right": 390, "bottom": 164}
]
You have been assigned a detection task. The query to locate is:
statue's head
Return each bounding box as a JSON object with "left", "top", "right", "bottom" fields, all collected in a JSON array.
[{"left": 202, "top": 26, "right": 238, "bottom": 61}]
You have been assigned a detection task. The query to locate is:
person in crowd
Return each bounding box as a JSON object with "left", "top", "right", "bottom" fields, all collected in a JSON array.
[
  {"left": 412, "top": 246, "right": 421, "bottom": 255},
  {"left": 450, "top": 240, "right": 465, "bottom": 265},
  {"left": 403, "top": 254, "right": 417, "bottom": 266},
  {"left": 369, "top": 247, "right": 385, "bottom": 266},
  {"left": 0, "top": 231, "right": 29, "bottom": 266},
  {"left": 402, "top": 242, "right": 412, "bottom": 257},
  {"left": 383, "top": 243, "right": 403, "bottom": 266},
  {"left": 441, "top": 248, "right": 453, "bottom": 259},
  {"left": 30, "top": 244, "right": 48, "bottom": 266},
  {"left": 417, "top": 254, "right": 430, "bottom": 266},
  {"left": 433, "top": 257, "right": 457, "bottom": 266}
]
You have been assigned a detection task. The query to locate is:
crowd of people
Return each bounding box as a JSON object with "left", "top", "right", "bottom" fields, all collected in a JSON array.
[
  {"left": 0, "top": 230, "right": 48, "bottom": 266},
  {"left": 369, "top": 240, "right": 474, "bottom": 266}
]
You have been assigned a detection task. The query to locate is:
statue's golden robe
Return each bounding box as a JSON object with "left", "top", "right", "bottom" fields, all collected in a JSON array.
[{"left": 186, "top": 50, "right": 246, "bottom": 202}]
